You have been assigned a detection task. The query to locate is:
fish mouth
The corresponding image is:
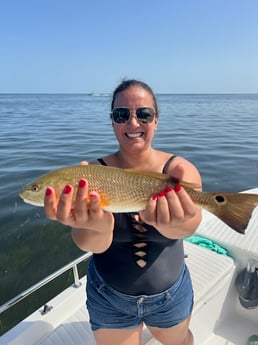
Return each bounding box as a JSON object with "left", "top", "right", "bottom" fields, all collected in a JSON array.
[
  {"left": 125, "top": 132, "right": 144, "bottom": 139},
  {"left": 19, "top": 191, "right": 44, "bottom": 207}
]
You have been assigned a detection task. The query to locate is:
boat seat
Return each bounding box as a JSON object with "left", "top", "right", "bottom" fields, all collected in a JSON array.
[
  {"left": 184, "top": 241, "right": 234, "bottom": 312},
  {"left": 38, "top": 307, "right": 95, "bottom": 345},
  {"left": 36, "top": 242, "right": 234, "bottom": 345},
  {"left": 196, "top": 189, "right": 258, "bottom": 264}
]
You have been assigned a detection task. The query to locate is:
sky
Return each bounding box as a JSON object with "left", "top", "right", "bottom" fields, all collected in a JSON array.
[{"left": 1, "top": 0, "right": 258, "bottom": 94}]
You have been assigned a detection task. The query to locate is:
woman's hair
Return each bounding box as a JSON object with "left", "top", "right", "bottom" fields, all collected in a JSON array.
[{"left": 111, "top": 79, "right": 159, "bottom": 115}]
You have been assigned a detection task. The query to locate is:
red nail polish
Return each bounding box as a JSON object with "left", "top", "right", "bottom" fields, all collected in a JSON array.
[
  {"left": 174, "top": 185, "right": 182, "bottom": 193},
  {"left": 64, "top": 185, "right": 72, "bottom": 194},
  {"left": 45, "top": 187, "right": 52, "bottom": 196},
  {"left": 165, "top": 187, "right": 172, "bottom": 193},
  {"left": 159, "top": 191, "right": 166, "bottom": 197},
  {"left": 90, "top": 192, "right": 97, "bottom": 199},
  {"left": 152, "top": 194, "right": 158, "bottom": 201},
  {"left": 79, "top": 179, "right": 86, "bottom": 188}
]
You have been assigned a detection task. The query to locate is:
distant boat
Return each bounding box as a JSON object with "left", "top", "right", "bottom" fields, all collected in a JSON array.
[{"left": 87, "top": 93, "right": 111, "bottom": 97}]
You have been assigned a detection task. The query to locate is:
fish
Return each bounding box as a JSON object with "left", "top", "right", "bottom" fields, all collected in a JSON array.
[{"left": 19, "top": 164, "right": 258, "bottom": 234}]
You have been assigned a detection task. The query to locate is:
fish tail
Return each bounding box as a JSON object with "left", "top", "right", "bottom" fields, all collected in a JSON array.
[{"left": 203, "top": 192, "right": 258, "bottom": 234}]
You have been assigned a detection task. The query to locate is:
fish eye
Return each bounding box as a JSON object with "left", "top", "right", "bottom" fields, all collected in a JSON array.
[
  {"left": 215, "top": 195, "right": 225, "bottom": 203},
  {"left": 31, "top": 184, "right": 40, "bottom": 192}
]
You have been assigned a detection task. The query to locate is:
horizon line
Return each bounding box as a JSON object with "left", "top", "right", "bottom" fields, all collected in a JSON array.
[{"left": 0, "top": 92, "right": 257, "bottom": 95}]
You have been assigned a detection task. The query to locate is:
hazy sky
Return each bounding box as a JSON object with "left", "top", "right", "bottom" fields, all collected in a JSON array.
[{"left": 1, "top": 0, "right": 258, "bottom": 93}]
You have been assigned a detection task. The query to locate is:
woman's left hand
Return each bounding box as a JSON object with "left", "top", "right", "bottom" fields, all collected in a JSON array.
[{"left": 139, "top": 163, "right": 202, "bottom": 239}]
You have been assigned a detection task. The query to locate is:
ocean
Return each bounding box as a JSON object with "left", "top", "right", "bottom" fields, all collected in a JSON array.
[{"left": 0, "top": 93, "right": 258, "bottom": 333}]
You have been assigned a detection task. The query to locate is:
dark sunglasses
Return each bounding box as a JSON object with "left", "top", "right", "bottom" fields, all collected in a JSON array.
[{"left": 110, "top": 107, "right": 156, "bottom": 124}]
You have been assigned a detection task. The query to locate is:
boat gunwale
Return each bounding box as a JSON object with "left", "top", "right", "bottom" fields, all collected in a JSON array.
[{"left": 0, "top": 252, "right": 92, "bottom": 314}]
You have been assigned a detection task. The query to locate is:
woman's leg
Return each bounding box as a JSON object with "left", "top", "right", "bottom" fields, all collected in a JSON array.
[
  {"left": 148, "top": 316, "right": 193, "bottom": 345},
  {"left": 93, "top": 323, "right": 143, "bottom": 345}
]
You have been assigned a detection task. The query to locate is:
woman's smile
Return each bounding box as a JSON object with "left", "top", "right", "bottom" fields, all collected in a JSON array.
[{"left": 125, "top": 131, "right": 144, "bottom": 139}]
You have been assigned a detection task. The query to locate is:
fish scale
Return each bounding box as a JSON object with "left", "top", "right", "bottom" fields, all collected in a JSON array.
[{"left": 69, "top": 166, "right": 169, "bottom": 212}]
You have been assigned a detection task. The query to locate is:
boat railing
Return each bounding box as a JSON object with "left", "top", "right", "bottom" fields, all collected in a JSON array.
[{"left": 0, "top": 252, "right": 92, "bottom": 315}]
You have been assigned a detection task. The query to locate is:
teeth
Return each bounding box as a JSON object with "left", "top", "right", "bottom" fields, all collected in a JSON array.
[{"left": 126, "top": 133, "right": 143, "bottom": 138}]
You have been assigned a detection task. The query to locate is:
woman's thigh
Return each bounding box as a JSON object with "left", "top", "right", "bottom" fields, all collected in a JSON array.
[
  {"left": 93, "top": 319, "right": 193, "bottom": 345},
  {"left": 94, "top": 324, "right": 143, "bottom": 345},
  {"left": 148, "top": 317, "right": 193, "bottom": 345}
]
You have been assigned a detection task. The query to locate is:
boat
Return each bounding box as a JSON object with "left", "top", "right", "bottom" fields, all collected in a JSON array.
[{"left": 1, "top": 187, "right": 258, "bottom": 345}]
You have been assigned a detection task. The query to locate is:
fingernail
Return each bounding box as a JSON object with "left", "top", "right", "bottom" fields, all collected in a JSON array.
[
  {"left": 152, "top": 194, "right": 158, "bottom": 201},
  {"left": 159, "top": 191, "right": 166, "bottom": 197},
  {"left": 64, "top": 185, "right": 72, "bottom": 194},
  {"left": 174, "top": 185, "right": 182, "bottom": 193},
  {"left": 79, "top": 179, "right": 86, "bottom": 188},
  {"left": 45, "top": 187, "right": 52, "bottom": 196},
  {"left": 90, "top": 192, "right": 97, "bottom": 199},
  {"left": 165, "top": 187, "right": 172, "bottom": 193}
]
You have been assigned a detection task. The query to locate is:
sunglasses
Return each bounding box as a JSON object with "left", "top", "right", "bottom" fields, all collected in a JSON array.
[{"left": 110, "top": 107, "right": 156, "bottom": 124}]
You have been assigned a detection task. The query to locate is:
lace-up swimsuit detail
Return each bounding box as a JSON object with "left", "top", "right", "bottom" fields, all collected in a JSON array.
[{"left": 93, "top": 156, "right": 185, "bottom": 295}]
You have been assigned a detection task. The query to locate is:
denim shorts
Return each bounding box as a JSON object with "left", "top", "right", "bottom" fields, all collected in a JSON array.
[{"left": 86, "top": 259, "right": 194, "bottom": 331}]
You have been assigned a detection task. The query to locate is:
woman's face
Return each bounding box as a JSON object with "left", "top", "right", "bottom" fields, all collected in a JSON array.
[{"left": 112, "top": 86, "right": 158, "bottom": 154}]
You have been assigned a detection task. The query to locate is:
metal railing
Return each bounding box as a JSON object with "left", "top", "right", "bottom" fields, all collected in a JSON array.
[{"left": 0, "top": 252, "right": 92, "bottom": 314}]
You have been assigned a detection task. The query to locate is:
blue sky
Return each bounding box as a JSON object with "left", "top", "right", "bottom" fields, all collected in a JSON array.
[{"left": 1, "top": 0, "right": 258, "bottom": 93}]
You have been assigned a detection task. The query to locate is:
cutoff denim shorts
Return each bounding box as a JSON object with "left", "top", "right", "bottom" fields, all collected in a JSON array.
[{"left": 86, "top": 258, "right": 194, "bottom": 331}]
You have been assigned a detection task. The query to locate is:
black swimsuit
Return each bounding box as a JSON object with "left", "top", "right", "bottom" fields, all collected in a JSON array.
[{"left": 93, "top": 155, "right": 185, "bottom": 295}]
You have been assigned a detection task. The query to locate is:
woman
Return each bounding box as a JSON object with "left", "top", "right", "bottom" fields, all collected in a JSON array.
[{"left": 44, "top": 79, "right": 202, "bottom": 345}]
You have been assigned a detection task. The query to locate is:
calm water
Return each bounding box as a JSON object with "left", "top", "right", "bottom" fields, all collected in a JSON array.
[{"left": 0, "top": 93, "right": 258, "bottom": 330}]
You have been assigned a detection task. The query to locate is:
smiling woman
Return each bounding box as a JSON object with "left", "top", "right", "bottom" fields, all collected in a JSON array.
[{"left": 43, "top": 79, "right": 202, "bottom": 345}]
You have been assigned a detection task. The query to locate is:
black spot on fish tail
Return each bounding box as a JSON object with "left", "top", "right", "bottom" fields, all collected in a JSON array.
[{"left": 205, "top": 192, "right": 258, "bottom": 234}]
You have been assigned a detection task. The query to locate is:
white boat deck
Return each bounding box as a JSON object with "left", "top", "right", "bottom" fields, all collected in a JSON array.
[
  {"left": 1, "top": 188, "right": 258, "bottom": 345},
  {"left": 197, "top": 189, "right": 258, "bottom": 265}
]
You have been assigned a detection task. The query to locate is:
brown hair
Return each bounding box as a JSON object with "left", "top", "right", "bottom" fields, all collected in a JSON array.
[{"left": 111, "top": 79, "right": 159, "bottom": 115}]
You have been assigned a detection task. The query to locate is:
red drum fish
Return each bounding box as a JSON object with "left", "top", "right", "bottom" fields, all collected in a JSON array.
[{"left": 20, "top": 165, "right": 258, "bottom": 234}]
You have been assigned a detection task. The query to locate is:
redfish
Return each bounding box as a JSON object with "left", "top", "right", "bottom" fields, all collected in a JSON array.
[{"left": 20, "top": 165, "right": 258, "bottom": 234}]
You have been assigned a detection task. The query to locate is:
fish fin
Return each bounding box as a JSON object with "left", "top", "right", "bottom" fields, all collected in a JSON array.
[
  {"left": 204, "top": 192, "right": 258, "bottom": 234},
  {"left": 179, "top": 180, "right": 202, "bottom": 190},
  {"left": 123, "top": 168, "right": 169, "bottom": 180},
  {"left": 99, "top": 196, "right": 110, "bottom": 209}
]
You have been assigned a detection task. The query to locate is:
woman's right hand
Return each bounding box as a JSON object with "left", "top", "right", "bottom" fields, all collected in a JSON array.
[
  {"left": 44, "top": 179, "right": 114, "bottom": 253},
  {"left": 44, "top": 160, "right": 114, "bottom": 232},
  {"left": 43, "top": 160, "right": 114, "bottom": 252},
  {"left": 44, "top": 178, "right": 114, "bottom": 232}
]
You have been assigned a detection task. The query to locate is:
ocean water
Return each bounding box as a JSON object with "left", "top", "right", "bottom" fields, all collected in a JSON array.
[{"left": 0, "top": 93, "right": 258, "bottom": 331}]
